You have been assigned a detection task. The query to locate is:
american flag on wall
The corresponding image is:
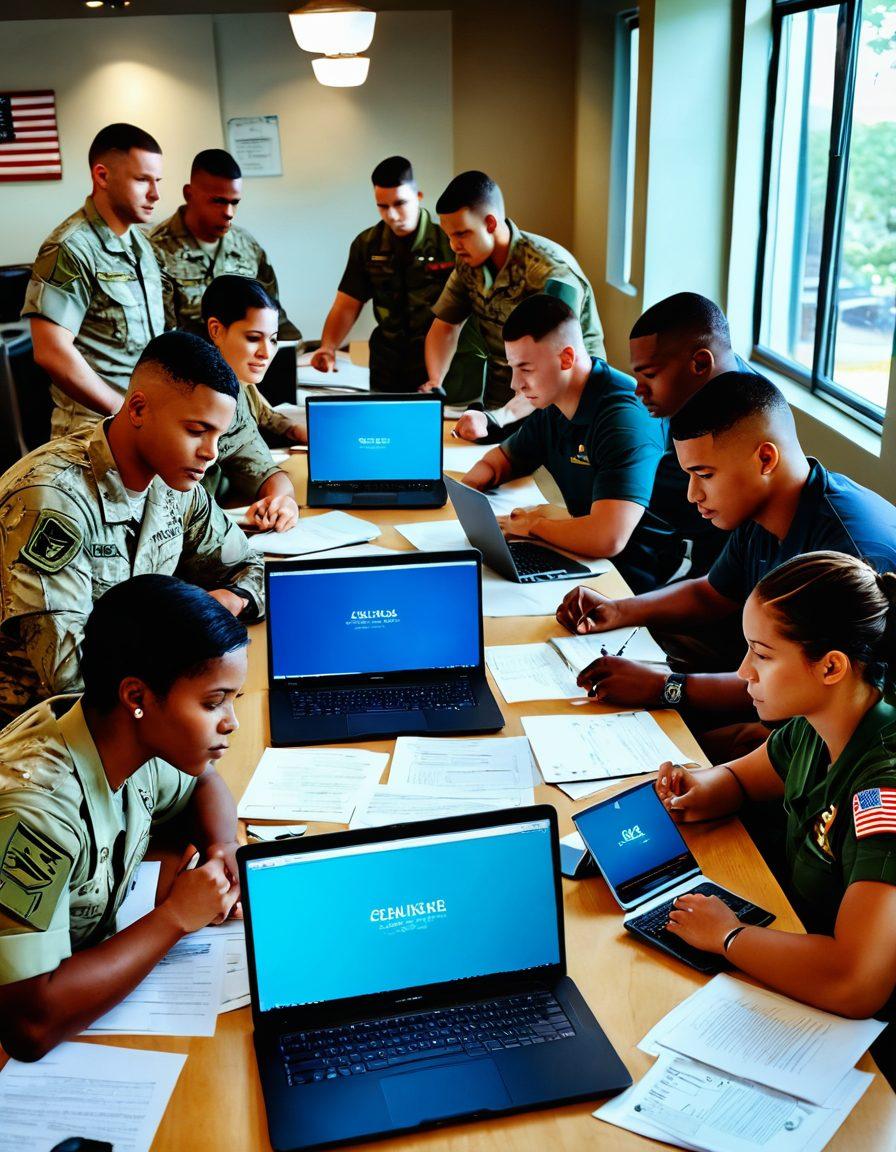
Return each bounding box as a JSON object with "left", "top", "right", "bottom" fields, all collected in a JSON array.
[{"left": 0, "top": 90, "right": 62, "bottom": 183}]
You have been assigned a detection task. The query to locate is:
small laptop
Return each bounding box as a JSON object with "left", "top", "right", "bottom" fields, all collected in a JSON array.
[
  {"left": 306, "top": 394, "right": 447, "bottom": 509},
  {"left": 265, "top": 549, "right": 504, "bottom": 745},
  {"left": 573, "top": 780, "right": 774, "bottom": 973},
  {"left": 238, "top": 807, "right": 632, "bottom": 1152},
  {"left": 444, "top": 475, "right": 590, "bottom": 583}
]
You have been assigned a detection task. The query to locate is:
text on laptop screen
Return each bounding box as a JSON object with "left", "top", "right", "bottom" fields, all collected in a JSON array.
[
  {"left": 309, "top": 400, "right": 442, "bottom": 482},
  {"left": 574, "top": 783, "right": 695, "bottom": 906},
  {"left": 268, "top": 559, "right": 480, "bottom": 679},
  {"left": 245, "top": 821, "right": 560, "bottom": 1012}
]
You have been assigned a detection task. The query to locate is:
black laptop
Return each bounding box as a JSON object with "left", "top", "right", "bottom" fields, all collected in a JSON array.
[
  {"left": 444, "top": 475, "right": 591, "bottom": 582},
  {"left": 238, "top": 806, "right": 631, "bottom": 1151},
  {"left": 573, "top": 780, "right": 774, "bottom": 973},
  {"left": 306, "top": 394, "right": 447, "bottom": 509},
  {"left": 265, "top": 549, "right": 504, "bottom": 745}
]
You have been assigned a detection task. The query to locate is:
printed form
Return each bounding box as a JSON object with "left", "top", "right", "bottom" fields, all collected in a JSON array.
[{"left": 238, "top": 747, "right": 389, "bottom": 823}]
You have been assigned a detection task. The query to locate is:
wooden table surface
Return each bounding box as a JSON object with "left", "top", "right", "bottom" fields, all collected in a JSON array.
[{"left": 33, "top": 438, "right": 896, "bottom": 1149}]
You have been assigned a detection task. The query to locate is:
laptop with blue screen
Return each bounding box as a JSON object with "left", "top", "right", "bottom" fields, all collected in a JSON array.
[
  {"left": 238, "top": 806, "right": 631, "bottom": 1151},
  {"left": 265, "top": 549, "right": 503, "bottom": 744},
  {"left": 306, "top": 394, "right": 447, "bottom": 508}
]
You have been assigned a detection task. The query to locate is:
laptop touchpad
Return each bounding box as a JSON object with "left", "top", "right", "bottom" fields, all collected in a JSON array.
[
  {"left": 381, "top": 1059, "right": 511, "bottom": 1126},
  {"left": 347, "top": 710, "right": 424, "bottom": 735}
]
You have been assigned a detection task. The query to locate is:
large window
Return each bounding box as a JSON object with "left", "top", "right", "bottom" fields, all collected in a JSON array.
[
  {"left": 755, "top": 0, "right": 896, "bottom": 426},
  {"left": 607, "top": 9, "right": 639, "bottom": 291}
]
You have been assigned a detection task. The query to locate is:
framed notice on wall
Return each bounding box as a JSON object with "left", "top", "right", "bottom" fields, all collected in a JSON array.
[
  {"left": 227, "top": 115, "right": 282, "bottom": 178},
  {"left": 0, "top": 90, "right": 61, "bottom": 182}
]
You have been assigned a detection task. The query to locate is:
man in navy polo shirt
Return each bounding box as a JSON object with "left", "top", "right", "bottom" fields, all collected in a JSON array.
[
  {"left": 460, "top": 294, "right": 680, "bottom": 593},
  {"left": 558, "top": 372, "right": 896, "bottom": 753}
]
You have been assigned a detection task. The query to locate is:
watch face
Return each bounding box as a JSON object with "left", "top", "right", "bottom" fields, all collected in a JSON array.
[{"left": 664, "top": 680, "right": 683, "bottom": 704}]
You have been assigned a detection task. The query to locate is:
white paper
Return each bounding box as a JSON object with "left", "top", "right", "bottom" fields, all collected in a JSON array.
[
  {"left": 551, "top": 627, "right": 668, "bottom": 670},
  {"left": 227, "top": 114, "right": 282, "bottom": 177},
  {"left": 297, "top": 349, "right": 370, "bottom": 392},
  {"left": 642, "top": 974, "right": 886, "bottom": 1106},
  {"left": 482, "top": 476, "right": 546, "bottom": 517},
  {"left": 595, "top": 1049, "right": 873, "bottom": 1152},
  {"left": 554, "top": 775, "right": 654, "bottom": 801},
  {"left": 485, "top": 643, "right": 582, "bottom": 703},
  {"left": 350, "top": 784, "right": 534, "bottom": 829},
  {"left": 115, "top": 859, "right": 161, "bottom": 931},
  {"left": 443, "top": 443, "right": 491, "bottom": 471},
  {"left": 522, "top": 711, "right": 689, "bottom": 783},
  {"left": 273, "top": 401, "right": 304, "bottom": 422},
  {"left": 85, "top": 933, "right": 225, "bottom": 1037},
  {"left": 0, "top": 1041, "right": 186, "bottom": 1152},
  {"left": 388, "top": 736, "right": 539, "bottom": 791},
  {"left": 194, "top": 923, "right": 250, "bottom": 1014},
  {"left": 396, "top": 519, "right": 472, "bottom": 552},
  {"left": 238, "top": 747, "right": 388, "bottom": 823},
  {"left": 249, "top": 510, "right": 380, "bottom": 556}
]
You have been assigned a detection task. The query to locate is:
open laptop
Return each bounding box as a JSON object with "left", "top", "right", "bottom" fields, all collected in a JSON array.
[
  {"left": 444, "top": 475, "right": 590, "bottom": 583},
  {"left": 573, "top": 780, "right": 774, "bottom": 973},
  {"left": 306, "top": 394, "right": 447, "bottom": 508},
  {"left": 265, "top": 549, "right": 504, "bottom": 745},
  {"left": 238, "top": 806, "right": 631, "bottom": 1151}
]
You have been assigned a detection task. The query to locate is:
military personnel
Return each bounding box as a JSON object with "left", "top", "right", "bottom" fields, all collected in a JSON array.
[
  {"left": 0, "top": 331, "right": 265, "bottom": 723},
  {"left": 653, "top": 551, "right": 896, "bottom": 1078},
  {"left": 151, "top": 148, "right": 300, "bottom": 340},
  {"left": 311, "top": 155, "right": 483, "bottom": 398},
  {"left": 22, "top": 123, "right": 166, "bottom": 438},
  {"left": 0, "top": 575, "right": 245, "bottom": 1060},
  {"left": 422, "top": 170, "right": 605, "bottom": 440}
]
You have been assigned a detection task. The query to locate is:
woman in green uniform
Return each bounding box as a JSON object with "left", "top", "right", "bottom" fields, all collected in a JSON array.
[
  {"left": 0, "top": 574, "right": 247, "bottom": 1061},
  {"left": 202, "top": 274, "right": 306, "bottom": 445},
  {"left": 655, "top": 549, "right": 896, "bottom": 1074}
]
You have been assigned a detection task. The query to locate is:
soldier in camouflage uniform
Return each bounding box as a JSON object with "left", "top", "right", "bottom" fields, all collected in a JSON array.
[
  {"left": 150, "top": 148, "right": 300, "bottom": 341},
  {"left": 311, "top": 156, "right": 484, "bottom": 401},
  {"left": 0, "top": 332, "right": 264, "bottom": 724},
  {"left": 424, "top": 170, "right": 605, "bottom": 440},
  {"left": 0, "top": 576, "right": 244, "bottom": 1058},
  {"left": 22, "top": 123, "right": 166, "bottom": 439}
]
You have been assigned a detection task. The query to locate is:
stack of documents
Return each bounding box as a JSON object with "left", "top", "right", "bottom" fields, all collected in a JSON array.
[
  {"left": 350, "top": 736, "right": 538, "bottom": 828},
  {"left": 597, "top": 974, "right": 882, "bottom": 1151},
  {"left": 0, "top": 1041, "right": 186, "bottom": 1152},
  {"left": 296, "top": 349, "right": 370, "bottom": 392},
  {"left": 550, "top": 626, "right": 668, "bottom": 668},
  {"left": 522, "top": 712, "right": 690, "bottom": 799},
  {"left": 246, "top": 510, "right": 380, "bottom": 556},
  {"left": 238, "top": 747, "right": 388, "bottom": 824}
]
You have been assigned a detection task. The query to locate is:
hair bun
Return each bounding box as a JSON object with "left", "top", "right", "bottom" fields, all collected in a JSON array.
[{"left": 876, "top": 571, "right": 896, "bottom": 607}]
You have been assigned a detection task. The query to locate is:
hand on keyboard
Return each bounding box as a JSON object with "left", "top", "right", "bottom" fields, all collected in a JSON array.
[{"left": 664, "top": 890, "right": 745, "bottom": 956}]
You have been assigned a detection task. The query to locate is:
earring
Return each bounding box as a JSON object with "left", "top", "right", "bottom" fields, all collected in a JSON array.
[{"left": 133, "top": 707, "right": 144, "bottom": 720}]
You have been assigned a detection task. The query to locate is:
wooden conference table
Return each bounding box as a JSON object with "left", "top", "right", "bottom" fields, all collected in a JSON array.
[{"left": 77, "top": 439, "right": 896, "bottom": 1147}]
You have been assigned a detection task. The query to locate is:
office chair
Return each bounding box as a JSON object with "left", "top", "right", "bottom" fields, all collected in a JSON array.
[{"left": 0, "top": 336, "right": 29, "bottom": 471}]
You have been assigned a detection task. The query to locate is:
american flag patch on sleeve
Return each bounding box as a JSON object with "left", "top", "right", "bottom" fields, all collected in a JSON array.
[{"left": 852, "top": 788, "right": 896, "bottom": 839}]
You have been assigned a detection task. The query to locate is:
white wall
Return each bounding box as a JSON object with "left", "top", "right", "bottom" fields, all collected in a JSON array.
[
  {"left": 0, "top": 15, "right": 223, "bottom": 259},
  {"left": 212, "top": 10, "right": 453, "bottom": 338}
]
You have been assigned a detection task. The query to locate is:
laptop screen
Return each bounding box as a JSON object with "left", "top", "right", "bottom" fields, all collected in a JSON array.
[
  {"left": 268, "top": 558, "right": 481, "bottom": 680},
  {"left": 244, "top": 819, "right": 560, "bottom": 1013},
  {"left": 573, "top": 782, "right": 696, "bottom": 906},
  {"left": 308, "top": 399, "right": 442, "bottom": 482}
]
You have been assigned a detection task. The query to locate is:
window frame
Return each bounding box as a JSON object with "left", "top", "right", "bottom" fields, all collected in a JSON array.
[
  {"left": 606, "top": 7, "right": 640, "bottom": 293},
  {"left": 753, "top": 0, "right": 884, "bottom": 429}
]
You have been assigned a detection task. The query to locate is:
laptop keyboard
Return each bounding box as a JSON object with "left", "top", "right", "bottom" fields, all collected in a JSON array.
[
  {"left": 315, "top": 480, "right": 437, "bottom": 492},
  {"left": 508, "top": 540, "right": 588, "bottom": 578},
  {"left": 289, "top": 679, "right": 476, "bottom": 717},
  {"left": 279, "top": 991, "right": 575, "bottom": 1086},
  {"left": 629, "top": 882, "right": 757, "bottom": 941}
]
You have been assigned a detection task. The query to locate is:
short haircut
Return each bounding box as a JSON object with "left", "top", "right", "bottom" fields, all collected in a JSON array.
[
  {"left": 669, "top": 371, "right": 791, "bottom": 442},
  {"left": 371, "top": 155, "right": 415, "bottom": 188},
  {"left": 503, "top": 293, "right": 576, "bottom": 344},
  {"left": 81, "top": 574, "right": 248, "bottom": 712},
  {"left": 201, "top": 275, "right": 278, "bottom": 328},
  {"left": 629, "top": 292, "right": 731, "bottom": 350},
  {"left": 88, "top": 123, "right": 161, "bottom": 168},
  {"left": 436, "top": 170, "right": 503, "bottom": 216},
  {"left": 135, "top": 331, "right": 238, "bottom": 400},
  {"left": 191, "top": 148, "right": 241, "bottom": 181}
]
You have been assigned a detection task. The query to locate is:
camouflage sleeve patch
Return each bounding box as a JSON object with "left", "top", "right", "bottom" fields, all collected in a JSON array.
[
  {"left": 31, "top": 243, "right": 83, "bottom": 292},
  {"left": 19, "top": 510, "right": 83, "bottom": 575},
  {"left": 0, "top": 812, "right": 73, "bottom": 931}
]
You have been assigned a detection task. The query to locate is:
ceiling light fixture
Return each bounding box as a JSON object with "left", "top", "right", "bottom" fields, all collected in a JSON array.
[{"left": 289, "top": 2, "right": 376, "bottom": 88}]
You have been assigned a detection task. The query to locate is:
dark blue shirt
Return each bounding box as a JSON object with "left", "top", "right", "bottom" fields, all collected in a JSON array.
[
  {"left": 708, "top": 458, "right": 896, "bottom": 603},
  {"left": 502, "top": 359, "right": 681, "bottom": 592}
]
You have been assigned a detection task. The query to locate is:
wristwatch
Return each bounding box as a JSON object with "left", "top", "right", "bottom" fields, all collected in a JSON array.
[{"left": 661, "top": 672, "right": 688, "bottom": 708}]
